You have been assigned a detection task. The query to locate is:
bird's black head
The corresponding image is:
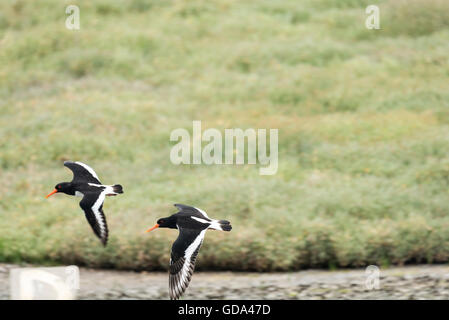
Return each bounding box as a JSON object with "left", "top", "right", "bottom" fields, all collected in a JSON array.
[
  {"left": 146, "top": 215, "right": 177, "bottom": 232},
  {"left": 157, "top": 216, "right": 177, "bottom": 228},
  {"left": 45, "top": 182, "right": 73, "bottom": 198}
]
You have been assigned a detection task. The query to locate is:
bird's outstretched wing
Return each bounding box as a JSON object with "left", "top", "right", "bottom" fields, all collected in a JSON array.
[
  {"left": 64, "top": 161, "right": 102, "bottom": 184},
  {"left": 174, "top": 204, "right": 196, "bottom": 213},
  {"left": 174, "top": 203, "right": 211, "bottom": 220},
  {"left": 79, "top": 191, "right": 109, "bottom": 246},
  {"left": 169, "top": 228, "right": 206, "bottom": 300}
]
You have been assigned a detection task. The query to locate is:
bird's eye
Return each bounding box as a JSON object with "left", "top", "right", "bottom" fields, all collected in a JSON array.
[{"left": 160, "top": 220, "right": 164, "bottom": 224}]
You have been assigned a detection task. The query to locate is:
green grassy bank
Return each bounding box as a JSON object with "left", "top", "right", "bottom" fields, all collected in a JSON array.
[{"left": 1, "top": 0, "right": 449, "bottom": 271}]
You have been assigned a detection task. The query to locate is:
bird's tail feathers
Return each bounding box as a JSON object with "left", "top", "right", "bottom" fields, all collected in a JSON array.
[
  {"left": 210, "top": 220, "right": 232, "bottom": 231},
  {"left": 112, "top": 184, "right": 123, "bottom": 194}
]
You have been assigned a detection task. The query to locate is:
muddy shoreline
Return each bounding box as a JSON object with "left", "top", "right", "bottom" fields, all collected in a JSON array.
[{"left": 1, "top": 264, "right": 449, "bottom": 300}]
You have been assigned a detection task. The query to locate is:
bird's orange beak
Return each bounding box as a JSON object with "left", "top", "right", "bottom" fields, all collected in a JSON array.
[
  {"left": 145, "top": 224, "right": 159, "bottom": 233},
  {"left": 45, "top": 189, "right": 58, "bottom": 199}
]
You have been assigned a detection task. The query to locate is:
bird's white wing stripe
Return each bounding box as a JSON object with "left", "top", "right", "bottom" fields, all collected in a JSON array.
[
  {"left": 185, "top": 229, "right": 206, "bottom": 261},
  {"left": 75, "top": 162, "right": 100, "bottom": 181},
  {"left": 88, "top": 184, "right": 116, "bottom": 194},
  {"left": 88, "top": 183, "right": 103, "bottom": 187},
  {"left": 179, "top": 229, "right": 206, "bottom": 292},
  {"left": 92, "top": 190, "right": 107, "bottom": 236},
  {"left": 191, "top": 216, "right": 223, "bottom": 230},
  {"left": 191, "top": 216, "right": 210, "bottom": 224},
  {"left": 194, "top": 207, "right": 210, "bottom": 219}
]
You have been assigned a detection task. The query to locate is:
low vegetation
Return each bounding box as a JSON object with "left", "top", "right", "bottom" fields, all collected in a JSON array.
[{"left": 1, "top": 0, "right": 449, "bottom": 271}]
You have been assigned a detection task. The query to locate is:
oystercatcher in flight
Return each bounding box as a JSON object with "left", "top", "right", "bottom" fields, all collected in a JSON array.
[
  {"left": 146, "top": 204, "right": 232, "bottom": 300},
  {"left": 45, "top": 161, "right": 123, "bottom": 246}
]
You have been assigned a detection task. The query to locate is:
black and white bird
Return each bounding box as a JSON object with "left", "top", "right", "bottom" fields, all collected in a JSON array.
[
  {"left": 146, "top": 204, "right": 232, "bottom": 300},
  {"left": 45, "top": 161, "right": 123, "bottom": 246}
]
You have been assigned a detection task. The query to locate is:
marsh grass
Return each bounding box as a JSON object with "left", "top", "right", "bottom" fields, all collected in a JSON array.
[{"left": 0, "top": 0, "right": 449, "bottom": 271}]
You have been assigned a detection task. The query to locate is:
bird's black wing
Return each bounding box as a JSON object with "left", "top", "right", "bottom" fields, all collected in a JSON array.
[
  {"left": 174, "top": 204, "right": 196, "bottom": 213},
  {"left": 174, "top": 203, "right": 211, "bottom": 220},
  {"left": 169, "top": 227, "right": 206, "bottom": 300},
  {"left": 79, "top": 191, "right": 109, "bottom": 246},
  {"left": 64, "top": 161, "right": 102, "bottom": 184}
]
